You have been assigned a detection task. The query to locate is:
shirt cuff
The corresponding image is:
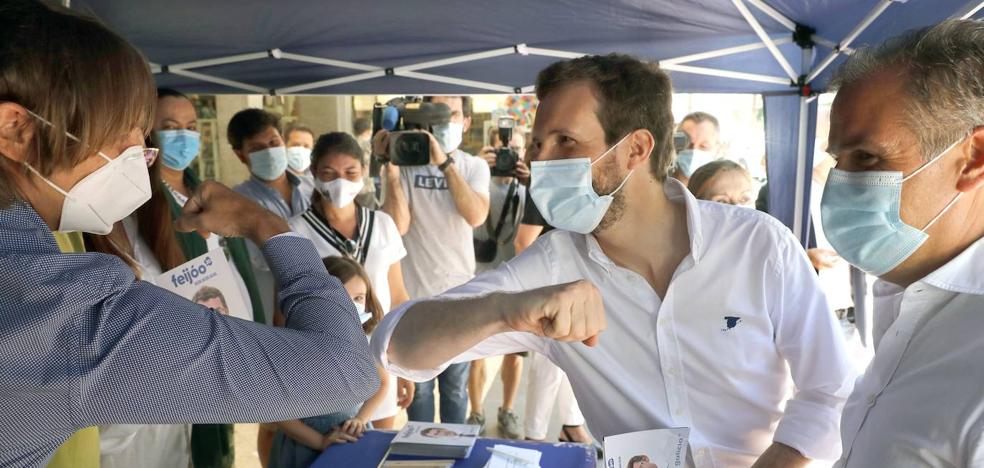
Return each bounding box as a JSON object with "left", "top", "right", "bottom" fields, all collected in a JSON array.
[
  {"left": 369, "top": 300, "right": 449, "bottom": 382},
  {"left": 772, "top": 398, "right": 844, "bottom": 461}
]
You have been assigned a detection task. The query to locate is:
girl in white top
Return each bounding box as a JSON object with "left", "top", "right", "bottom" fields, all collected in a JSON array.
[{"left": 287, "top": 132, "right": 411, "bottom": 427}]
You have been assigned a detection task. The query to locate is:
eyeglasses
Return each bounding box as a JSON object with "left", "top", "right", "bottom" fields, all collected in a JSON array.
[{"left": 143, "top": 147, "right": 160, "bottom": 167}]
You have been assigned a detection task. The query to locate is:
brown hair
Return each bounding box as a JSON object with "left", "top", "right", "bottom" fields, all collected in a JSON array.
[
  {"left": 681, "top": 111, "right": 720, "bottom": 132},
  {"left": 626, "top": 455, "right": 653, "bottom": 468},
  {"left": 227, "top": 108, "right": 281, "bottom": 150},
  {"left": 192, "top": 286, "right": 228, "bottom": 309},
  {"left": 687, "top": 159, "right": 749, "bottom": 199},
  {"left": 0, "top": 0, "right": 155, "bottom": 207},
  {"left": 322, "top": 256, "right": 383, "bottom": 334},
  {"left": 423, "top": 96, "right": 473, "bottom": 119},
  {"left": 284, "top": 123, "right": 315, "bottom": 143},
  {"left": 535, "top": 54, "right": 675, "bottom": 180}
]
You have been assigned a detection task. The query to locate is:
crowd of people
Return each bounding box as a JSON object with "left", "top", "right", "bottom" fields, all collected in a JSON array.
[{"left": 4, "top": 2, "right": 984, "bottom": 468}]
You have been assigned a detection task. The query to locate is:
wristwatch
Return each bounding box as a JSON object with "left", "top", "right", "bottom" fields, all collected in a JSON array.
[{"left": 437, "top": 155, "right": 455, "bottom": 172}]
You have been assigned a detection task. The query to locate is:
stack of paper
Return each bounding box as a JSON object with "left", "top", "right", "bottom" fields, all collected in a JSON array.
[
  {"left": 483, "top": 444, "right": 542, "bottom": 468},
  {"left": 389, "top": 422, "right": 480, "bottom": 459},
  {"left": 603, "top": 428, "right": 691, "bottom": 468}
]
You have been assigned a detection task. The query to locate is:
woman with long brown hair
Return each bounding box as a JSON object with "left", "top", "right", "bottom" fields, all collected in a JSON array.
[
  {"left": 83, "top": 149, "right": 192, "bottom": 468},
  {"left": 0, "top": 3, "right": 378, "bottom": 466}
]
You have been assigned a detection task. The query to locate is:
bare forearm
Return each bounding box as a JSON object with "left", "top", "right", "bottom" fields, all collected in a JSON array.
[
  {"left": 443, "top": 165, "right": 488, "bottom": 227},
  {"left": 276, "top": 420, "right": 325, "bottom": 451},
  {"left": 355, "top": 367, "right": 390, "bottom": 422},
  {"left": 513, "top": 223, "right": 543, "bottom": 255},
  {"left": 380, "top": 168, "right": 410, "bottom": 235},
  {"left": 751, "top": 442, "right": 809, "bottom": 468},
  {"left": 388, "top": 294, "right": 510, "bottom": 370}
]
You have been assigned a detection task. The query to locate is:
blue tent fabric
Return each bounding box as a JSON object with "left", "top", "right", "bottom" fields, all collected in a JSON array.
[
  {"left": 764, "top": 94, "right": 817, "bottom": 245},
  {"left": 72, "top": 0, "right": 984, "bottom": 235}
]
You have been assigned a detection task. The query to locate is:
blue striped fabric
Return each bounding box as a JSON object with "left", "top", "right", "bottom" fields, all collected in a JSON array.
[{"left": 0, "top": 201, "right": 379, "bottom": 467}]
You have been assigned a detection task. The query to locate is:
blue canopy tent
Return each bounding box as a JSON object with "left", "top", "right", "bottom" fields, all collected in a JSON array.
[{"left": 71, "top": 0, "right": 984, "bottom": 344}]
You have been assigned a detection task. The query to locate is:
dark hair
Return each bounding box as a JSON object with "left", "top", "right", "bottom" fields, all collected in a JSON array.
[
  {"left": 322, "top": 256, "right": 383, "bottom": 334},
  {"left": 0, "top": 0, "right": 155, "bottom": 207},
  {"left": 688, "top": 159, "right": 749, "bottom": 199},
  {"left": 227, "top": 108, "right": 281, "bottom": 150},
  {"left": 535, "top": 54, "right": 675, "bottom": 180},
  {"left": 312, "top": 132, "right": 364, "bottom": 167},
  {"left": 423, "top": 96, "right": 473, "bottom": 119},
  {"left": 284, "top": 123, "right": 314, "bottom": 143},
  {"left": 353, "top": 117, "right": 372, "bottom": 135},
  {"left": 157, "top": 87, "right": 189, "bottom": 101},
  {"left": 192, "top": 286, "right": 228, "bottom": 309},
  {"left": 681, "top": 111, "right": 720, "bottom": 131}
]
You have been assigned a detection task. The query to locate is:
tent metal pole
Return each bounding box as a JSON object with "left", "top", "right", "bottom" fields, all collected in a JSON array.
[
  {"left": 170, "top": 51, "right": 272, "bottom": 71},
  {"left": 277, "top": 52, "right": 382, "bottom": 72},
  {"left": 793, "top": 46, "right": 813, "bottom": 244},
  {"left": 745, "top": 0, "right": 796, "bottom": 30},
  {"left": 661, "top": 37, "right": 793, "bottom": 65},
  {"left": 661, "top": 63, "right": 790, "bottom": 85},
  {"left": 812, "top": 36, "right": 854, "bottom": 55},
  {"left": 276, "top": 70, "right": 387, "bottom": 95},
  {"left": 395, "top": 71, "right": 518, "bottom": 93},
  {"left": 953, "top": 0, "right": 984, "bottom": 18},
  {"left": 733, "top": 0, "right": 798, "bottom": 81},
  {"left": 524, "top": 47, "right": 585, "bottom": 60},
  {"left": 167, "top": 68, "right": 268, "bottom": 94},
  {"left": 745, "top": 0, "right": 852, "bottom": 53},
  {"left": 395, "top": 46, "right": 521, "bottom": 73},
  {"left": 806, "top": 0, "right": 896, "bottom": 83}
]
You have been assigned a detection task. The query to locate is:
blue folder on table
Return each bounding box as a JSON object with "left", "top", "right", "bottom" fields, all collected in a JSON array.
[{"left": 311, "top": 430, "right": 595, "bottom": 468}]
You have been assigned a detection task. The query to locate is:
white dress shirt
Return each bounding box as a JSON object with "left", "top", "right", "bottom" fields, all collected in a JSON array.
[
  {"left": 837, "top": 237, "right": 984, "bottom": 467},
  {"left": 373, "top": 179, "right": 856, "bottom": 467}
]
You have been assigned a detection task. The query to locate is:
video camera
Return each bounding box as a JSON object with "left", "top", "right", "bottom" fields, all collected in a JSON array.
[
  {"left": 491, "top": 117, "right": 519, "bottom": 177},
  {"left": 372, "top": 97, "right": 452, "bottom": 166}
]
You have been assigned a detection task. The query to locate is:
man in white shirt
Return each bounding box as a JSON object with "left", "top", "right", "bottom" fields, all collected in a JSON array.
[
  {"left": 819, "top": 20, "right": 984, "bottom": 467},
  {"left": 377, "top": 96, "right": 491, "bottom": 424},
  {"left": 372, "top": 54, "right": 854, "bottom": 467}
]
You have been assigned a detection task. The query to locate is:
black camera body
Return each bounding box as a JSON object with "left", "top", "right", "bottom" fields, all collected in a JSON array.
[
  {"left": 491, "top": 117, "right": 519, "bottom": 177},
  {"left": 372, "top": 97, "right": 452, "bottom": 166}
]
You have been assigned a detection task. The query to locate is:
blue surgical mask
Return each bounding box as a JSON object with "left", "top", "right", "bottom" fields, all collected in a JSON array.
[
  {"left": 286, "top": 146, "right": 312, "bottom": 172},
  {"left": 157, "top": 129, "right": 201, "bottom": 170},
  {"left": 820, "top": 137, "right": 965, "bottom": 276},
  {"left": 249, "top": 146, "right": 288, "bottom": 181},
  {"left": 676, "top": 148, "right": 715, "bottom": 177},
  {"left": 432, "top": 122, "right": 464, "bottom": 153},
  {"left": 354, "top": 301, "right": 372, "bottom": 324},
  {"left": 530, "top": 133, "right": 634, "bottom": 234}
]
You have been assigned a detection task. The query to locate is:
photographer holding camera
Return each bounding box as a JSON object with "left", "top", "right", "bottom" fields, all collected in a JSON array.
[
  {"left": 374, "top": 96, "right": 491, "bottom": 424},
  {"left": 467, "top": 119, "right": 529, "bottom": 438}
]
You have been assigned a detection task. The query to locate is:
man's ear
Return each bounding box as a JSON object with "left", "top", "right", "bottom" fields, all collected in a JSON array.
[
  {"left": 0, "top": 102, "right": 35, "bottom": 163},
  {"left": 233, "top": 149, "right": 248, "bottom": 165},
  {"left": 626, "top": 129, "right": 654, "bottom": 171},
  {"left": 462, "top": 116, "right": 472, "bottom": 134},
  {"left": 957, "top": 126, "right": 984, "bottom": 193}
]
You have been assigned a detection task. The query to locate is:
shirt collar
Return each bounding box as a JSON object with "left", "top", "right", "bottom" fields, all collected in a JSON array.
[
  {"left": 585, "top": 177, "right": 704, "bottom": 271},
  {"left": 250, "top": 172, "right": 301, "bottom": 189},
  {"left": 920, "top": 236, "right": 984, "bottom": 295}
]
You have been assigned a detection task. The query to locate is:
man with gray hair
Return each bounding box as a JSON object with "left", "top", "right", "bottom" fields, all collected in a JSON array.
[{"left": 822, "top": 19, "right": 984, "bottom": 466}]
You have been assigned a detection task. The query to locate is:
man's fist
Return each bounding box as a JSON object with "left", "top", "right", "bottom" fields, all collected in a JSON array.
[
  {"left": 174, "top": 180, "right": 288, "bottom": 244},
  {"left": 501, "top": 280, "right": 607, "bottom": 347}
]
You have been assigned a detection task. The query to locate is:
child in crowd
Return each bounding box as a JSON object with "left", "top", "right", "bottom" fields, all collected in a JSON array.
[{"left": 268, "top": 256, "right": 391, "bottom": 468}]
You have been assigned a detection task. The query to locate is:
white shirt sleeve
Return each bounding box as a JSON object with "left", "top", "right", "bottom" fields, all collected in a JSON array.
[
  {"left": 376, "top": 211, "right": 407, "bottom": 264},
  {"left": 370, "top": 246, "right": 551, "bottom": 382},
  {"left": 461, "top": 153, "right": 491, "bottom": 197},
  {"left": 770, "top": 231, "right": 857, "bottom": 461}
]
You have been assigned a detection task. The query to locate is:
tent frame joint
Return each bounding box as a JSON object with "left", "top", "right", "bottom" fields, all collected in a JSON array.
[{"left": 793, "top": 24, "right": 816, "bottom": 49}]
